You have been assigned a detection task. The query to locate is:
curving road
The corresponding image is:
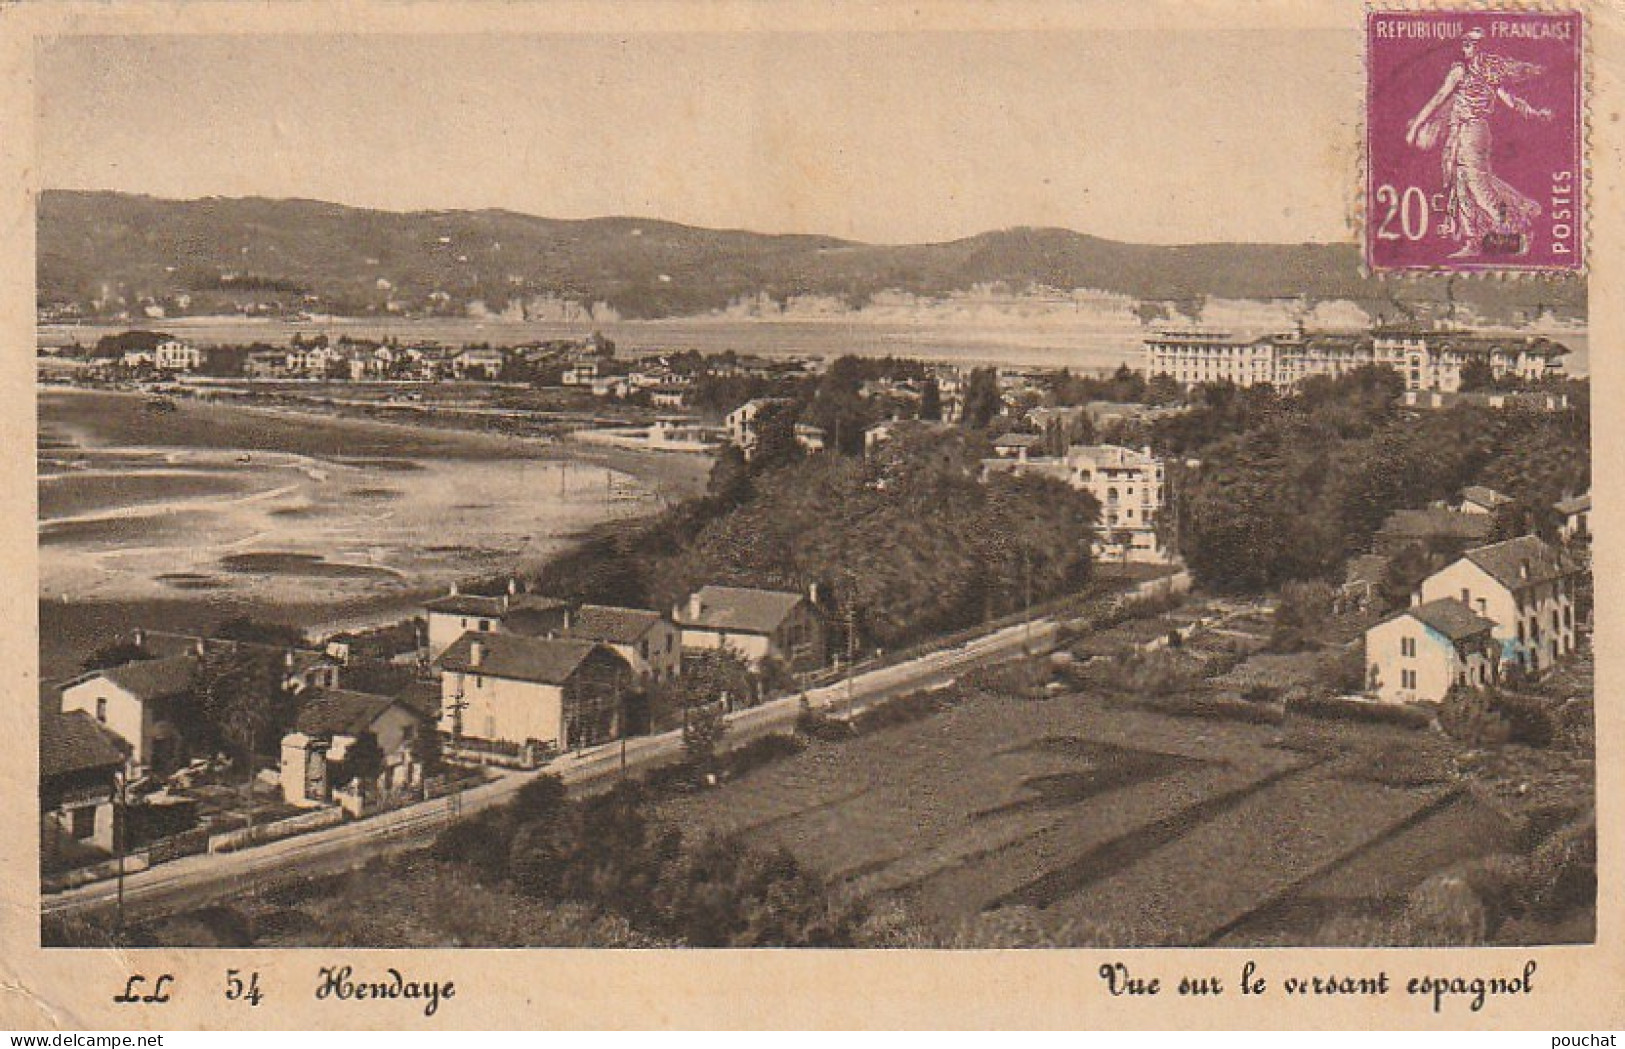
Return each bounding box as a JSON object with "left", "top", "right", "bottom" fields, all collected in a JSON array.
[{"left": 42, "top": 612, "right": 1065, "bottom": 927}]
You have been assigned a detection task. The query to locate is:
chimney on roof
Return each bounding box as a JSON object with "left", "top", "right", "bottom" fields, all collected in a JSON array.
[
  {"left": 808, "top": 581, "right": 820, "bottom": 607},
  {"left": 470, "top": 639, "right": 484, "bottom": 668},
  {"left": 689, "top": 592, "right": 704, "bottom": 621},
  {"left": 508, "top": 577, "right": 518, "bottom": 596},
  {"left": 1519, "top": 559, "right": 1530, "bottom": 581},
  {"left": 449, "top": 580, "right": 459, "bottom": 596},
  {"left": 195, "top": 638, "right": 207, "bottom": 657},
  {"left": 285, "top": 649, "right": 296, "bottom": 669},
  {"left": 132, "top": 627, "right": 144, "bottom": 649}
]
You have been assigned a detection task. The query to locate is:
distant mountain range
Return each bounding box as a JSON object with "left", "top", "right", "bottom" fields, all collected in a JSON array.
[{"left": 37, "top": 190, "right": 1585, "bottom": 323}]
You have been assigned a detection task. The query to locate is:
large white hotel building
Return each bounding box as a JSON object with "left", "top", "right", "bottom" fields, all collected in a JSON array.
[{"left": 1144, "top": 329, "right": 1570, "bottom": 392}]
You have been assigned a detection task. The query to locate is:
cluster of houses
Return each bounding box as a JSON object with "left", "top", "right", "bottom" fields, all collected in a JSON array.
[
  {"left": 1360, "top": 487, "right": 1591, "bottom": 705},
  {"left": 72, "top": 330, "right": 850, "bottom": 412},
  {"left": 41, "top": 580, "right": 831, "bottom": 868},
  {"left": 421, "top": 581, "right": 825, "bottom": 760}
]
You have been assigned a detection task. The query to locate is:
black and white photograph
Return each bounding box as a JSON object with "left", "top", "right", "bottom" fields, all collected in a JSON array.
[{"left": 26, "top": 14, "right": 1596, "bottom": 964}]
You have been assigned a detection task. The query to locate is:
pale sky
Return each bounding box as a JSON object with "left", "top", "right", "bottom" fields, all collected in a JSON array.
[{"left": 36, "top": 30, "right": 1362, "bottom": 245}]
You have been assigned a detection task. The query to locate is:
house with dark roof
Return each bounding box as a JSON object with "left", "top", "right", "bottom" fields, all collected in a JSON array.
[
  {"left": 560, "top": 605, "right": 681, "bottom": 684},
  {"left": 1457, "top": 485, "right": 1513, "bottom": 516},
  {"left": 1373, "top": 507, "right": 1494, "bottom": 557},
  {"left": 295, "top": 688, "right": 427, "bottom": 758},
  {"left": 1364, "top": 598, "right": 1500, "bottom": 704},
  {"left": 673, "top": 585, "right": 826, "bottom": 671},
  {"left": 991, "top": 432, "right": 1047, "bottom": 460},
  {"left": 58, "top": 654, "right": 199, "bottom": 773},
  {"left": 280, "top": 688, "right": 430, "bottom": 807},
  {"left": 1417, "top": 535, "right": 1580, "bottom": 672},
  {"left": 40, "top": 710, "right": 131, "bottom": 864},
  {"left": 432, "top": 633, "right": 632, "bottom": 753},
  {"left": 117, "top": 628, "right": 340, "bottom": 692},
  {"left": 423, "top": 582, "right": 569, "bottom": 658},
  {"left": 1338, "top": 553, "right": 1391, "bottom": 611}
]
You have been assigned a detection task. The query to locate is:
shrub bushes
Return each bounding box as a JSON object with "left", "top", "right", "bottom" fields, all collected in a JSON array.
[
  {"left": 723, "top": 732, "right": 805, "bottom": 777},
  {"left": 1525, "top": 814, "right": 1596, "bottom": 917},
  {"left": 1116, "top": 690, "right": 1285, "bottom": 725},
  {"left": 1287, "top": 692, "right": 1433, "bottom": 729},
  {"left": 1440, "top": 686, "right": 1557, "bottom": 746},
  {"left": 1554, "top": 699, "right": 1595, "bottom": 753},
  {"left": 431, "top": 770, "right": 864, "bottom": 947},
  {"left": 795, "top": 706, "right": 854, "bottom": 742},
  {"left": 1436, "top": 813, "right": 1595, "bottom": 937}
]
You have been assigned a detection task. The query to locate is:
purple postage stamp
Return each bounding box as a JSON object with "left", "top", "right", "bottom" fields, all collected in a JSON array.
[{"left": 1366, "top": 9, "right": 1584, "bottom": 273}]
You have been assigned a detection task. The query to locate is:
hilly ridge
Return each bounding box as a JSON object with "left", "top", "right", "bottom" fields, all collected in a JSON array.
[{"left": 37, "top": 191, "right": 1585, "bottom": 323}]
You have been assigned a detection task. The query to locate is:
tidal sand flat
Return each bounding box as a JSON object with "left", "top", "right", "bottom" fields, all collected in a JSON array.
[{"left": 38, "top": 388, "right": 708, "bottom": 679}]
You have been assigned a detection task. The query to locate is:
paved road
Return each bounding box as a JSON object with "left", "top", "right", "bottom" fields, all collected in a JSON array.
[{"left": 42, "top": 612, "right": 1063, "bottom": 926}]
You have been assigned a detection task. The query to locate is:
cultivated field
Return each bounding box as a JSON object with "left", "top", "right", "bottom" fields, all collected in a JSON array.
[{"left": 655, "top": 684, "right": 1513, "bottom": 946}]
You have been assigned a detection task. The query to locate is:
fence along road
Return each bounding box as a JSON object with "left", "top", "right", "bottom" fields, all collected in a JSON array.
[{"left": 44, "top": 571, "right": 1184, "bottom": 925}]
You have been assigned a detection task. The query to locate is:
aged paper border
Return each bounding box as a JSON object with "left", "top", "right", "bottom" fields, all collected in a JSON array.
[{"left": 0, "top": 0, "right": 1620, "bottom": 1030}]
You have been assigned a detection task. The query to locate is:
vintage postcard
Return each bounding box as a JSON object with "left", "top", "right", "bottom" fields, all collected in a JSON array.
[{"left": 0, "top": 0, "right": 1621, "bottom": 1031}]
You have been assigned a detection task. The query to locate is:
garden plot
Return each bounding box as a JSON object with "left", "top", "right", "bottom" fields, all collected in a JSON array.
[
  {"left": 657, "top": 688, "right": 1313, "bottom": 937},
  {"left": 1213, "top": 790, "right": 1514, "bottom": 946},
  {"left": 1028, "top": 760, "right": 1451, "bottom": 944}
]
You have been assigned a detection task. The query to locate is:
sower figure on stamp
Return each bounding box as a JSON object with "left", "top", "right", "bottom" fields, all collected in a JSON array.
[{"left": 1405, "top": 27, "right": 1553, "bottom": 258}]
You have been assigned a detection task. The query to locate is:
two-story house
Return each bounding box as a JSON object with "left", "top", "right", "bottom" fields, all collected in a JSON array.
[
  {"left": 58, "top": 654, "right": 199, "bottom": 774},
  {"left": 723, "top": 398, "right": 794, "bottom": 460},
  {"left": 1416, "top": 535, "right": 1579, "bottom": 673},
  {"left": 40, "top": 710, "right": 131, "bottom": 865},
  {"left": 423, "top": 583, "right": 569, "bottom": 658},
  {"left": 281, "top": 688, "right": 431, "bottom": 806},
  {"left": 560, "top": 605, "right": 681, "bottom": 685},
  {"left": 672, "top": 585, "right": 826, "bottom": 672},
  {"left": 1364, "top": 598, "right": 1500, "bottom": 704},
  {"left": 433, "top": 633, "right": 632, "bottom": 753}
]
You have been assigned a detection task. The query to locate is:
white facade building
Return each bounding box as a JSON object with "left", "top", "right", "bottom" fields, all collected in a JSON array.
[
  {"left": 1416, "top": 535, "right": 1579, "bottom": 673},
  {"left": 1144, "top": 329, "right": 1569, "bottom": 393},
  {"left": 1364, "top": 598, "right": 1500, "bottom": 704},
  {"left": 982, "top": 443, "right": 1169, "bottom": 564}
]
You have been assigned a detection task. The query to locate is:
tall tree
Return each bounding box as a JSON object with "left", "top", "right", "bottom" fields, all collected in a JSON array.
[
  {"left": 919, "top": 378, "right": 942, "bottom": 422},
  {"left": 962, "top": 367, "right": 1002, "bottom": 430}
]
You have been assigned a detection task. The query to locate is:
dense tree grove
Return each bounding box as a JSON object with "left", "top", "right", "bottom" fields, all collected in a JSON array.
[
  {"left": 1170, "top": 369, "right": 1589, "bottom": 594},
  {"left": 648, "top": 425, "right": 1098, "bottom": 650},
  {"left": 431, "top": 775, "right": 865, "bottom": 947},
  {"left": 537, "top": 421, "right": 1098, "bottom": 653}
]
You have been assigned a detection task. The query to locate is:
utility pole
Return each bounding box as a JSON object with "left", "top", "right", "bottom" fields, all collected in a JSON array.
[
  {"left": 446, "top": 684, "right": 467, "bottom": 818},
  {"left": 1023, "top": 548, "right": 1034, "bottom": 654},
  {"left": 113, "top": 770, "right": 127, "bottom": 937},
  {"left": 618, "top": 681, "right": 628, "bottom": 780},
  {"left": 845, "top": 584, "right": 858, "bottom": 721}
]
